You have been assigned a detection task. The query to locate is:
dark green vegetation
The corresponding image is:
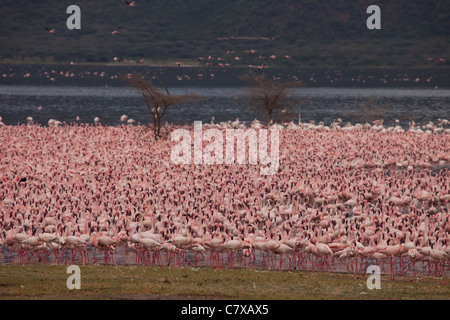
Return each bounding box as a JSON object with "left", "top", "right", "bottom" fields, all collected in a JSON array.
[
  {"left": 0, "top": 265, "right": 449, "bottom": 300},
  {"left": 0, "top": 0, "right": 449, "bottom": 67}
]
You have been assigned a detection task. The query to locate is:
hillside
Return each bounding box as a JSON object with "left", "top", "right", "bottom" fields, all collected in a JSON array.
[{"left": 0, "top": 0, "right": 449, "bottom": 67}]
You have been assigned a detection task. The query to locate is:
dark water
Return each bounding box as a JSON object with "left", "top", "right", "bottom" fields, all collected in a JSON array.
[{"left": 0, "top": 64, "right": 449, "bottom": 127}]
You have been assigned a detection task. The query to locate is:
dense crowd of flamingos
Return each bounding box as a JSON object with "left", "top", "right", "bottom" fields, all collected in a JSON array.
[{"left": 0, "top": 117, "right": 449, "bottom": 280}]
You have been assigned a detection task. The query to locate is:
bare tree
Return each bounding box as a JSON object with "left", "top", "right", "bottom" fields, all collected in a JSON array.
[
  {"left": 239, "top": 71, "right": 303, "bottom": 122},
  {"left": 124, "top": 73, "right": 200, "bottom": 139}
]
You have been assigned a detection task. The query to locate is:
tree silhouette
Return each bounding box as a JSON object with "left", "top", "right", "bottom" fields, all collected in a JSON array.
[
  {"left": 125, "top": 73, "right": 200, "bottom": 139},
  {"left": 239, "top": 71, "right": 303, "bottom": 123}
]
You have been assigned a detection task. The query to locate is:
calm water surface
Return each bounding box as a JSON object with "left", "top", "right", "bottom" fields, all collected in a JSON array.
[
  {"left": 0, "top": 85, "right": 449, "bottom": 127},
  {"left": 0, "top": 65, "right": 449, "bottom": 127}
]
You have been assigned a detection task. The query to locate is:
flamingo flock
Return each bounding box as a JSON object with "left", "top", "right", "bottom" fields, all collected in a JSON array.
[{"left": 0, "top": 119, "right": 449, "bottom": 280}]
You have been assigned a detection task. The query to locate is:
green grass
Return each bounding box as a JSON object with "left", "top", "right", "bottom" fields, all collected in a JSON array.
[{"left": 0, "top": 265, "right": 448, "bottom": 300}]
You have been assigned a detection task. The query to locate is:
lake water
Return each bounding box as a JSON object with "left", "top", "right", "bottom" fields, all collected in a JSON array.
[
  {"left": 0, "top": 85, "right": 449, "bottom": 127},
  {"left": 0, "top": 64, "right": 449, "bottom": 127}
]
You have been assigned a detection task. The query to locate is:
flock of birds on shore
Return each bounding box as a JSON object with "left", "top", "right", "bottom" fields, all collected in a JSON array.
[
  {"left": 4, "top": 114, "right": 450, "bottom": 136},
  {"left": 0, "top": 115, "right": 449, "bottom": 279}
]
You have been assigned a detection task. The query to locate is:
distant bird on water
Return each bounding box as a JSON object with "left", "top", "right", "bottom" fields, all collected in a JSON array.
[
  {"left": 112, "top": 31, "right": 120, "bottom": 35},
  {"left": 45, "top": 26, "right": 55, "bottom": 34},
  {"left": 124, "top": 1, "right": 135, "bottom": 6}
]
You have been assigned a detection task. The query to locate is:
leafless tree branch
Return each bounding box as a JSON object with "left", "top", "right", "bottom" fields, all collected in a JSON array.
[
  {"left": 238, "top": 71, "right": 303, "bottom": 123},
  {"left": 124, "top": 73, "right": 200, "bottom": 139}
]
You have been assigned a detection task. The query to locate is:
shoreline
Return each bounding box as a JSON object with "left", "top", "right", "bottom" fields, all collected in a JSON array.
[
  {"left": 0, "top": 265, "right": 448, "bottom": 300},
  {"left": 2, "top": 64, "right": 449, "bottom": 89},
  {"left": 1, "top": 120, "right": 449, "bottom": 134},
  {"left": 2, "top": 60, "right": 450, "bottom": 69}
]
